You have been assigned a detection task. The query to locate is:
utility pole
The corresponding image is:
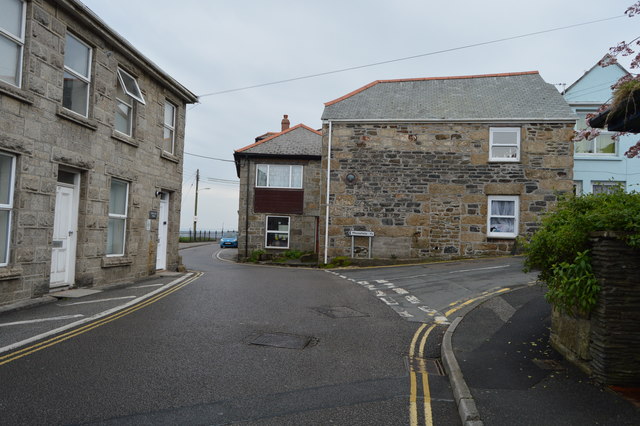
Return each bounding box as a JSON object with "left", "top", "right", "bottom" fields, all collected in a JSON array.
[{"left": 193, "top": 169, "right": 199, "bottom": 240}]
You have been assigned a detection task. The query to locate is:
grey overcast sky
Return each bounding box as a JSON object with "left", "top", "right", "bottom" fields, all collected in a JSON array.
[{"left": 81, "top": 0, "right": 638, "bottom": 232}]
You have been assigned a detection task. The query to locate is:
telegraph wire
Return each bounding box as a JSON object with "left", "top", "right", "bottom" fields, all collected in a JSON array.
[{"left": 196, "top": 15, "right": 626, "bottom": 98}]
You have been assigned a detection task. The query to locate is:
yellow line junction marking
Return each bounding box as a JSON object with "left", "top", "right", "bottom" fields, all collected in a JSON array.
[
  {"left": 408, "top": 323, "right": 437, "bottom": 426},
  {"left": 0, "top": 272, "right": 203, "bottom": 367},
  {"left": 444, "top": 286, "right": 511, "bottom": 318}
]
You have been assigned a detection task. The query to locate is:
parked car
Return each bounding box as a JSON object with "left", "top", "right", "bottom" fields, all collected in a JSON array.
[{"left": 220, "top": 233, "right": 238, "bottom": 248}]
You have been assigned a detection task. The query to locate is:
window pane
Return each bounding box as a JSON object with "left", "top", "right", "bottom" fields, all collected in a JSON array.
[
  {"left": 492, "top": 131, "right": 518, "bottom": 145},
  {"left": 0, "top": 0, "right": 24, "bottom": 38},
  {"left": 115, "top": 99, "right": 132, "bottom": 135},
  {"left": 489, "top": 217, "right": 514, "bottom": 233},
  {"left": 574, "top": 139, "right": 593, "bottom": 154},
  {"left": 256, "top": 165, "right": 267, "bottom": 187},
  {"left": 0, "top": 154, "right": 14, "bottom": 205},
  {"left": 595, "top": 136, "right": 616, "bottom": 154},
  {"left": 63, "top": 71, "right": 88, "bottom": 116},
  {"left": 164, "top": 102, "right": 175, "bottom": 127},
  {"left": 117, "top": 68, "right": 145, "bottom": 104},
  {"left": 107, "top": 218, "right": 125, "bottom": 255},
  {"left": 269, "top": 165, "right": 290, "bottom": 187},
  {"left": 291, "top": 166, "right": 302, "bottom": 188},
  {"left": 163, "top": 128, "right": 174, "bottom": 153},
  {"left": 491, "top": 146, "right": 518, "bottom": 159},
  {"left": 0, "top": 35, "right": 21, "bottom": 86},
  {"left": 0, "top": 209, "right": 9, "bottom": 264},
  {"left": 267, "top": 216, "right": 289, "bottom": 232},
  {"left": 491, "top": 200, "right": 514, "bottom": 216},
  {"left": 109, "top": 180, "right": 128, "bottom": 215},
  {"left": 266, "top": 232, "right": 288, "bottom": 247},
  {"left": 64, "top": 34, "right": 90, "bottom": 77}
]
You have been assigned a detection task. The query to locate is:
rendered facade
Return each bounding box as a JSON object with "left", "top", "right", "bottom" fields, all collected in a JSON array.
[
  {"left": 563, "top": 59, "right": 639, "bottom": 194},
  {"left": 0, "top": 0, "right": 197, "bottom": 306}
]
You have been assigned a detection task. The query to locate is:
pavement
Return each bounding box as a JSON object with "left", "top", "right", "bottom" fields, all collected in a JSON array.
[{"left": 443, "top": 284, "right": 640, "bottom": 426}]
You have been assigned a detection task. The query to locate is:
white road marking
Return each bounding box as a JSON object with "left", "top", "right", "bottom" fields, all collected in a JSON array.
[
  {"left": 375, "top": 291, "right": 387, "bottom": 297},
  {"left": 406, "top": 295, "right": 421, "bottom": 304},
  {"left": 395, "top": 309, "right": 414, "bottom": 318},
  {"left": 379, "top": 297, "right": 399, "bottom": 306},
  {"left": 435, "top": 316, "right": 450, "bottom": 324},
  {"left": 375, "top": 279, "right": 389, "bottom": 283},
  {"left": 0, "top": 314, "right": 84, "bottom": 328},
  {"left": 357, "top": 281, "right": 369, "bottom": 285},
  {"left": 448, "top": 265, "right": 509, "bottom": 274},
  {"left": 131, "top": 283, "right": 164, "bottom": 289},
  {"left": 58, "top": 296, "right": 137, "bottom": 306},
  {"left": 0, "top": 273, "right": 194, "bottom": 355},
  {"left": 393, "top": 288, "right": 409, "bottom": 295}
]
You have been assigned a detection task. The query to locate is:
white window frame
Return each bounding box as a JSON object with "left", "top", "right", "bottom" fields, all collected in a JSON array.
[
  {"left": 489, "top": 127, "right": 521, "bottom": 162},
  {"left": 265, "top": 216, "right": 290, "bottom": 249},
  {"left": 163, "top": 101, "right": 176, "bottom": 154},
  {"left": 591, "top": 181, "right": 625, "bottom": 195},
  {"left": 63, "top": 33, "right": 92, "bottom": 117},
  {"left": 0, "top": 0, "right": 26, "bottom": 88},
  {"left": 574, "top": 109, "right": 618, "bottom": 156},
  {"left": 255, "top": 164, "right": 303, "bottom": 189},
  {"left": 115, "top": 78, "right": 134, "bottom": 136},
  {"left": 487, "top": 195, "right": 519, "bottom": 239},
  {"left": 116, "top": 68, "right": 145, "bottom": 104},
  {"left": 106, "top": 178, "right": 128, "bottom": 256},
  {"left": 573, "top": 180, "right": 583, "bottom": 196},
  {"left": 0, "top": 152, "right": 16, "bottom": 266}
]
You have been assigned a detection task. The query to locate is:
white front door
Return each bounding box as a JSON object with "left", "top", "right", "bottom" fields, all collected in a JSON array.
[
  {"left": 50, "top": 182, "right": 78, "bottom": 287},
  {"left": 155, "top": 192, "right": 169, "bottom": 270}
]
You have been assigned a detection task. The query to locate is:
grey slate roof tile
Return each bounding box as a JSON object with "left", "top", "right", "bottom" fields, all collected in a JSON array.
[
  {"left": 322, "top": 72, "right": 576, "bottom": 121},
  {"left": 236, "top": 124, "right": 322, "bottom": 157}
]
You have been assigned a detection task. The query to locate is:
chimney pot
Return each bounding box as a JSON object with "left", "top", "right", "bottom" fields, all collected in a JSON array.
[{"left": 281, "top": 114, "right": 290, "bottom": 131}]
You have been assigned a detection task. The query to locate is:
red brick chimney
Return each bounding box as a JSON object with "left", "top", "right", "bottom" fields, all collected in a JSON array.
[{"left": 281, "top": 114, "right": 290, "bottom": 131}]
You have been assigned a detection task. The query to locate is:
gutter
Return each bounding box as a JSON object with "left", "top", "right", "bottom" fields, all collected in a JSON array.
[
  {"left": 320, "top": 118, "right": 577, "bottom": 124},
  {"left": 323, "top": 120, "right": 332, "bottom": 265}
]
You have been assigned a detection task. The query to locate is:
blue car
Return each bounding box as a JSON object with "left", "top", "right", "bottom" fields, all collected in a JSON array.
[{"left": 220, "top": 233, "right": 238, "bottom": 248}]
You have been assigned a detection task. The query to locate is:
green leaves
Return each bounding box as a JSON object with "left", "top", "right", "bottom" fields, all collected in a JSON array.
[{"left": 524, "top": 187, "right": 640, "bottom": 314}]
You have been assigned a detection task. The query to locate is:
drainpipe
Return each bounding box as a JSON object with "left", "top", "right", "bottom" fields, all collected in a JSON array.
[
  {"left": 323, "top": 120, "right": 333, "bottom": 264},
  {"left": 244, "top": 157, "right": 250, "bottom": 259}
]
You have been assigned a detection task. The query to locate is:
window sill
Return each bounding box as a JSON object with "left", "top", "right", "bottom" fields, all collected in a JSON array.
[
  {"left": 574, "top": 155, "right": 622, "bottom": 161},
  {"left": 0, "top": 266, "right": 23, "bottom": 281},
  {"left": 488, "top": 159, "right": 520, "bottom": 163},
  {"left": 0, "top": 83, "right": 34, "bottom": 105},
  {"left": 101, "top": 256, "right": 133, "bottom": 268},
  {"left": 487, "top": 235, "right": 517, "bottom": 240},
  {"left": 161, "top": 151, "right": 179, "bottom": 163},
  {"left": 111, "top": 130, "right": 139, "bottom": 147},
  {"left": 56, "top": 106, "right": 98, "bottom": 131}
]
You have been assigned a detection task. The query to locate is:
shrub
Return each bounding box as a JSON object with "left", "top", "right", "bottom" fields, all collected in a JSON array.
[{"left": 524, "top": 187, "right": 640, "bottom": 314}]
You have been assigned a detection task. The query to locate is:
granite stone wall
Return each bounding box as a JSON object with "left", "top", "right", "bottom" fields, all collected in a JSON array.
[
  {"left": 0, "top": 0, "right": 191, "bottom": 306},
  {"left": 320, "top": 121, "right": 574, "bottom": 260},
  {"left": 236, "top": 157, "right": 322, "bottom": 260}
]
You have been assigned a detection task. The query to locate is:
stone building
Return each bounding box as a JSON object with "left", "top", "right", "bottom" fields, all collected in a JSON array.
[
  {"left": 319, "top": 71, "right": 576, "bottom": 262},
  {"left": 234, "top": 116, "right": 322, "bottom": 260},
  {"left": 0, "top": 0, "right": 197, "bottom": 306}
]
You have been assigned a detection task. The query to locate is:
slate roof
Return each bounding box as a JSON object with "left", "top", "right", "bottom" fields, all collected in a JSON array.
[
  {"left": 235, "top": 124, "right": 322, "bottom": 157},
  {"left": 322, "top": 71, "right": 576, "bottom": 122}
]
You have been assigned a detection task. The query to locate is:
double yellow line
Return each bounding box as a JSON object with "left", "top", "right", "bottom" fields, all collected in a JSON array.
[
  {"left": 0, "top": 272, "right": 202, "bottom": 367},
  {"left": 444, "top": 287, "right": 511, "bottom": 317},
  {"left": 409, "top": 323, "right": 437, "bottom": 426}
]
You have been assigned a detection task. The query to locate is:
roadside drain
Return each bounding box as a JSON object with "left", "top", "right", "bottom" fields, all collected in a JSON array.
[
  {"left": 407, "top": 357, "right": 446, "bottom": 376},
  {"left": 314, "top": 306, "right": 369, "bottom": 318},
  {"left": 250, "top": 333, "right": 313, "bottom": 350}
]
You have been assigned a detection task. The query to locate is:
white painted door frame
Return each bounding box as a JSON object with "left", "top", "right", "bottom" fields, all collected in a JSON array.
[
  {"left": 155, "top": 192, "right": 169, "bottom": 270},
  {"left": 50, "top": 173, "right": 80, "bottom": 288}
]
